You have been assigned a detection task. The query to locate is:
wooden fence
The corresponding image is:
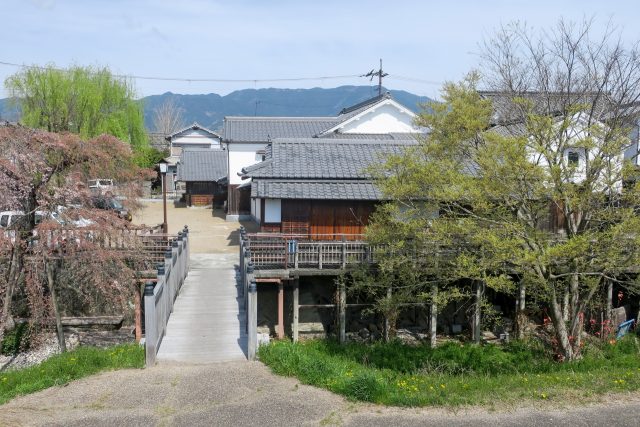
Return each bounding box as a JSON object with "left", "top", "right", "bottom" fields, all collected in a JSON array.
[
  {"left": 244, "top": 233, "right": 372, "bottom": 270},
  {"left": 143, "top": 226, "right": 190, "bottom": 366}
]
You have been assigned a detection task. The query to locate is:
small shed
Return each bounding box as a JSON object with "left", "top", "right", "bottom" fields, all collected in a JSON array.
[{"left": 177, "top": 148, "right": 228, "bottom": 207}]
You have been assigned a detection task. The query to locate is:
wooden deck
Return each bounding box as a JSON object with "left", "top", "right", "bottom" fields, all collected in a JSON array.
[
  {"left": 245, "top": 233, "right": 371, "bottom": 272},
  {"left": 156, "top": 253, "right": 247, "bottom": 363}
]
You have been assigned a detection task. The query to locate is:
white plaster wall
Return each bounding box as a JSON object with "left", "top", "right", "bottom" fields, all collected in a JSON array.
[
  {"left": 228, "top": 143, "right": 267, "bottom": 185},
  {"left": 340, "top": 103, "right": 417, "bottom": 134},
  {"left": 526, "top": 115, "right": 623, "bottom": 192},
  {"left": 264, "top": 199, "right": 281, "bottom": 223},
  {"left": 172, "top": 129, "right": 221, "bottom": 147},
  {"left": 255, "top": 198, "right": 262, "bottom": 223}
]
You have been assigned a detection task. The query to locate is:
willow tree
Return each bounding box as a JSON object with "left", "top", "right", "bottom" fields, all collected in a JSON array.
[
  {"left": 371, "top": 19, "right": 640, "bottom": 361},
  {"left": 5, "top": 65, "right": 149, "bottom": 160}
]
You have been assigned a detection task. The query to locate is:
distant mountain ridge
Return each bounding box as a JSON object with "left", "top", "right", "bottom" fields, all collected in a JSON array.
[{"left": 0, "top": 86, "right": 433, "bottom": 132}]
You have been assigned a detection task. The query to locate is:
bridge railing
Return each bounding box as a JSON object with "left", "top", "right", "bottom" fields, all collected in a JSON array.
[{"left": 144, "top": 226, "right": 190, "bottom": 366}]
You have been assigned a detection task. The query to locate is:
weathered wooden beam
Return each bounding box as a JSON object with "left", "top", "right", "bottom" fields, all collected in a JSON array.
[
  {"left": 277, "top": 281, "right": 284, "bottom": 339},
  {"left": 338, "top": 280, "right": 346, "bottom": 344},
  {"left": 292, "top": 279, "right": 299, "bottom": 343}
]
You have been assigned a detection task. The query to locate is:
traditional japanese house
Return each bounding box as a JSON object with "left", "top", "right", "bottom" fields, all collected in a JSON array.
[
  {"left": 177, "top": 148, "right": 228, "bottom": 207},
  {"left": 222, "top": 92, "right": 421, "bottom": 220},
  {"left": 240, "top": 136, "right": 418, "bottom": 239}
]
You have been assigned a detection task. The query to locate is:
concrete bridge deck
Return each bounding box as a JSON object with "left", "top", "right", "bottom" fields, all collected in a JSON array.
[{"left": 157, "top": 253, "right": 247, "bottom": 363}]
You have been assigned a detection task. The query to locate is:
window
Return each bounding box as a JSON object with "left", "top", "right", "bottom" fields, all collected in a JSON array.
[
  {"left": 0, "top": 215, "right": 8, "bottom": 227},
  {"left": 567, "top": 151, "right": 580, "bottom": 166}
]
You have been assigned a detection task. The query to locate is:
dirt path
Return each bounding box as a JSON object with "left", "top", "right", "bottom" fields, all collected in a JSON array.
[
  {"left": 2, "top": 362, "right": 640, "bottom": 426},
  {"left": 132, "top": 200, "right": 257, "bottom": 253}
]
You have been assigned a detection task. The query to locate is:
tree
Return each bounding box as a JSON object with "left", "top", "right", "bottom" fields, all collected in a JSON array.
[
  {"left": 370, "top": 20, "right": 640, "bottom": 361},
  {"left": 4, "top": 64, "right": 149, "bottom": 158},
  {"left": 152, "top": 98, "right": 186, "bottom": 136},
  {"left": 0, "top": 124, "right": 146, "bottom": 348}
]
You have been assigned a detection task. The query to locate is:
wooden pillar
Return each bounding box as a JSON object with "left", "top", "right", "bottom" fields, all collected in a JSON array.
[
  {"left": 430, "top": 283, "right": 437, "bottom": 348},
  {"left": 606, "top": 280, "right": 613, "bottom": 322},
  {"left": 338, "top": 279, "right": 346, "bottom": 344},
  {"left": 384, "top": 286, "right": 392, "bottom": 342},
  {"left": 472, "top": 281, "right": 483, "bottom": 344},
  {"left": 292, "top": 278, "right": 299, "bottom": 343},
  {"left": 277, "top": 281, "right": 284, "bottom": 339},
  {"left": 134, "top": 282, "right": 142, "bottom": 342}
]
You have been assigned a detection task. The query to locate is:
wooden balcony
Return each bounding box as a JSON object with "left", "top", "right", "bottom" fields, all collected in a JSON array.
[{"left": 242, "top": 233, "right": 372, "bottom": 276}]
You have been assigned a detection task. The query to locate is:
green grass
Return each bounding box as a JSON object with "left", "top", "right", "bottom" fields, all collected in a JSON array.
[
  {"left": 0, "top": 344, "right": 144, "bottom": 405},
  {"left": 259, "top": 337, "right": 640, "bottom": 407}
]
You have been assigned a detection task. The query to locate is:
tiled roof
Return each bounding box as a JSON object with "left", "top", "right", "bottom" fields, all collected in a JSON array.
[
  {"left": 252, "top": 180, "right": 383, "bottom": 200},
  {"left": 242, "top": 138, "right": 417, "bottom": 180},
  {"left": 177, "top": 148, "right": 227, "bottom": 182},
  {"left": 222, "top": 117, "right": 339, "bottom": 142},
  {"left": 337, "top": 92, "right": 391, "bottom": 119},
  {"left": 478, "top": 91, "right": 611, "bottom": 125},
  {"left": 318, "top": 132, "right": 419, "bottom": 140},
  {"left": 168, "top": 122, "right": 221, "bottom": 140}
]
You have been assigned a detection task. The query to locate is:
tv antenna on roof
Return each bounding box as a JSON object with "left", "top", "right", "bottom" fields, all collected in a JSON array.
[{"left": 361, "top": 59, "right": 388, "bottom": 97}]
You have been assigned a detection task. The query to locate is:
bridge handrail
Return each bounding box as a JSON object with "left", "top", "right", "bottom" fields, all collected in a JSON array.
[{"left": 144, "top": 225, "right": 190, "bottom": 366}]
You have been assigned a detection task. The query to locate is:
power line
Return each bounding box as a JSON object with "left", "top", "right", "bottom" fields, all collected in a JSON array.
[
  {"left": 0, "top": 60, "right": 361, "bottom": 83},
  {"left": 0, "top": 60, "right": 445, "bottom": 87}
]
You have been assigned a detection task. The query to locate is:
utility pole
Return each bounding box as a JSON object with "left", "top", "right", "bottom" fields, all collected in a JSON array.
[{"left": 361, "top": 59, "right": 389, "bottom": 96}]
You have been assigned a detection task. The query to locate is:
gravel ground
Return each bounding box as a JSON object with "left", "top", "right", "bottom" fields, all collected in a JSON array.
[
  {"left": 0, "top": 334, "right": 74, "bottom": 372},
  {"left": 132, "top": 200, "right": 258, "bottom": 253},
  {"left": 2, "top": 361, "right": 640, "bottom": 426}
]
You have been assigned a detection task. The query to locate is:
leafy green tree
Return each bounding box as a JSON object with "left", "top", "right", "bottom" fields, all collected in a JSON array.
[
  {"left": 369, "top": 20, "right": 640, "bottom": 361},
  {"left": 5, "top": 65, "right": 150, "bottom": 162}
]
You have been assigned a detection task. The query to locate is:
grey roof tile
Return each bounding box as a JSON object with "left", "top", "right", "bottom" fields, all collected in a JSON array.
[
  {"left": 242, "top": 138, "right": 417, "bottom": 180},
  {"left": 168, "top": 122, "right": 221, "bottom": 140},
  {"left": 222, "top": 117, "right": 339, "bottom": 142},
  {"left": 177, "top": 149, "right": 227, "bottom": 182},
  {"left": 252, "top": 180, "right": 384, "bottom": 200}
]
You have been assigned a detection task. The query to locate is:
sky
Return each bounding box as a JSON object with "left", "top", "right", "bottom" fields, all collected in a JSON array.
[{"left": 1, "top": 0, "right": 638, "bottom": 100}]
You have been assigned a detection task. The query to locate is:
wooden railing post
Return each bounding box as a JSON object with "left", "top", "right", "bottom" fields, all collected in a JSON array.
[
  {"left": 247, "top": 280, "right": 257, "bottom": 361},
  {"left": 318, "top": 243, "right": 323, "bottom": 269},
  {"left": 341, "top": 237, "right": 347, "bottom": 269},
  {"left": 144, "top": 281, "right": 157, "bottom": 366}
]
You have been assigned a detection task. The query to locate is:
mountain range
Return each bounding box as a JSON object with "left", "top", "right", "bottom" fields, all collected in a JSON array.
[{"left": 0, "top": 85, "right": 433, "bottom": 132}]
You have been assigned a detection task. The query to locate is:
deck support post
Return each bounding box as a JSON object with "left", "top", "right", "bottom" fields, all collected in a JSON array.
[
  {"left": 277, "top": 281, "right": 285, "bottom": 339},
  {"left": 473, "top": 280, "right": 484, "bottom": 344},
  {"left": 430, "top": 283, "right": 437, "bottom": 348},
  {"left": 248, "top": 280, "right": 257, "bottom": 361},
  {"left": 606, "top": 280, "right": 613, "bottom": 322},
  {"left": 293, "top": 278, "right": 299, "bottom": 342},
  {"left": 384, "top": 286, "right": 392, "bottom": 342},
  {"left": 338, "top": 279, "right": 346, "bottom": 344}
]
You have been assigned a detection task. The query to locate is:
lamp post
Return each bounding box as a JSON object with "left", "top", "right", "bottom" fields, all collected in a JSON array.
[{"left": 159, "top": 162, "right": 168, "bottom": 234}]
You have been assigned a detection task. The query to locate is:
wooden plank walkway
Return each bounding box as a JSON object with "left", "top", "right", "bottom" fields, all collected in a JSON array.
[{"left": 157, "top": 253, "right": 247, "bottom": 363}]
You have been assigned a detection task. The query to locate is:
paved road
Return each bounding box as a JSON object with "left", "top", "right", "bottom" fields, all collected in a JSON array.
[{"left": 2, "top": 361, "right": 640, "bottom": 426}]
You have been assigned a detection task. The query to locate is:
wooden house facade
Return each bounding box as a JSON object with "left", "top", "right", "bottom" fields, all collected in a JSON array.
[
  {"left": 241, "top": 137, "right": 417, "bottom": 239},
  {"left": 177, "top": 148, "right": 228, "bottom": 207}
]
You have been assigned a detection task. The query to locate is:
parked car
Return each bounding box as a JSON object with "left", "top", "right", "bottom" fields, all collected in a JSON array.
[
  {"left": 88, "top": 179, "right": 116, "bottom": 196},
  {"left": 92, "top": 196, "right": 132, "bottom": 221}
]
